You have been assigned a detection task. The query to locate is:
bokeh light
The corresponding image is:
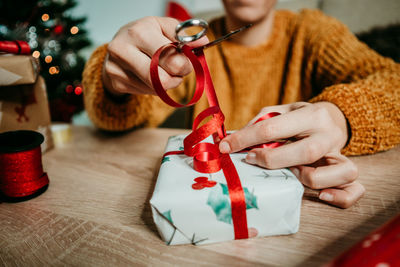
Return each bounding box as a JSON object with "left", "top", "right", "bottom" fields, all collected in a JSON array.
[
  {"left": 45, "top": 55, "right": 53, "bottom": 63},
  {"left": 49, "top": 66, "right": 60, "bottom": 75},
  {"left": 70, "top": 26, "right": 79, "bottom": 35},
  {"left": 74, "top": 86, "right": 83, "bottom": 95},
  {"left": 32, "top": 51, "right": 40, "bottom": 58},
  {"left": 66, "top": 85, "right": 74, "bottom": 93},
  {"left": 41, "top": 14, "right": 49, "bottom": 21}
]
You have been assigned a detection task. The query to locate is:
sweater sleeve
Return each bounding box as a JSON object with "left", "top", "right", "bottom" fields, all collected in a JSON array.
[
  {"left": 302, "top": 10, "right": 400, "bottom": 156},
  {"left": 82, "top": 44, "right": 190, "bottom": 131}
]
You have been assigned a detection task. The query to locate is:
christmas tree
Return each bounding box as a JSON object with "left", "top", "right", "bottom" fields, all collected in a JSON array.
[{"left": 0, "top": 0, "right": 91, "bottom": 121}]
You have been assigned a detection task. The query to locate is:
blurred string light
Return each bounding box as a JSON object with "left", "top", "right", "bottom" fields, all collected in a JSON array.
[
  {"left": 49, "top": 66, "right": 60, "bottom": 75},
  {"left": 65, "top": 85, "right": 74, "bottom": 93},
  {"left": 0, "top": 25, "right": 7, "bottom": 35},
  {"left": 70, "top": 26, "right": 79, "bottom": 34},
  {"left": 65, "top": 85, "right": 83, "bottom": 95},
  {"left": 27, "top": 26, "right": 38, "bottom": 48},
  {"left": 41, "top": 13, "right": 49, "bottom": 21},
  {"left": 64, "top": 51, "right": 77, "bottom": 67},
  {"left": 32, "top": 51, "right": 40, "bottom": 58},
  {"left": 54, "top": 25, "right": 63, "bottom": 34},
  {"left": 45, "top": 55, "right": 53, "bottom": 63},
  {"left": 74, "top": 86, "right": 82, "bottom": 95}
]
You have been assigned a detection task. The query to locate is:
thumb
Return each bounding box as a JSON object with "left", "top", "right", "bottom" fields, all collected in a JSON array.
[{"left": 155, "top": 17, "right": 209, "bottom": 47}]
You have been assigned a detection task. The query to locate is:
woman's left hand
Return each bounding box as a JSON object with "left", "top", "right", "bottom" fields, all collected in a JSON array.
[{"left": 218, "top": 101, "right": 365, "bottom": 208}]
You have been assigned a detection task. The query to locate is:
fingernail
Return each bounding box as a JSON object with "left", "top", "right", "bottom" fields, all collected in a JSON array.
[
  {"left": 290, "top": 167, "right": 299, "bottom": 177},
  {"left": 246, "top": 152, "right": 256, "bottom": 164},
  {"left": 319, "top": 192, "right": 334, "bottom": 202},
  {"left": 219, "top": 141, "right": 231, "bottom": 153}
]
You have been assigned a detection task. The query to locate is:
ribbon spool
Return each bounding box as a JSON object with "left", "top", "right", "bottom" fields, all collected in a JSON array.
[{"left": 0, "top": 130, "right": 49, "bottom": 198}]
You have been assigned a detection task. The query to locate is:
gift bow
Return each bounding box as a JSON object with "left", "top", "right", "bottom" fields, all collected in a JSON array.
[{"left": 151, "top": 43, "right": 282, "bottom": 239}]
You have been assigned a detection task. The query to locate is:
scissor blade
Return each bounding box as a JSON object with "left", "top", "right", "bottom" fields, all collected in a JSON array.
[{"left": 192, "top": 24, "right": 252, "bottom": 52}]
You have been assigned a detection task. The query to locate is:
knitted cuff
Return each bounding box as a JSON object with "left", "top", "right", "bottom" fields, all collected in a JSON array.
[
  {"left": 82, "top": 44, "right": 154, "bottom": 131},
  {"left": 310, "top": 80, "right": 398, "bottom": 156}
]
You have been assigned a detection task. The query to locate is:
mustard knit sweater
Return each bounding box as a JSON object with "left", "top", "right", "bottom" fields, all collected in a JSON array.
[{"left": 82, "top": 9, "right": 400, "bottom": 156}]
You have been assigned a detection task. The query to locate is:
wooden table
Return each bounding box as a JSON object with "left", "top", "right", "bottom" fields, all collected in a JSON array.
[{"left": 1, "top": 126, "right": 399, "bottom": 266}]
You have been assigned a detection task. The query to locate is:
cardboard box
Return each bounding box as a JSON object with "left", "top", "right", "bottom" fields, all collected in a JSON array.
[
  {"left": 150, "top": 134, "right": 304, "bottom": 245},
  {"left": 0, "top": 76, "right": 53, "bottom": 152},
  {"left": 0, "top": 54, "right": 40, "bottom": 86}
]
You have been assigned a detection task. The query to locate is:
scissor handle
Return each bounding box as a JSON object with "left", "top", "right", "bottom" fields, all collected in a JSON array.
[{"left": 175, "top": 19, "right": 208, "bottom": 43}]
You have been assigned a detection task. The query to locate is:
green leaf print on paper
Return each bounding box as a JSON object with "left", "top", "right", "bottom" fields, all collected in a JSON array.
[
  {"left": 207, "top": 183, "right": 258, "bottom": 225},
  {"left": 207, "top": 184, "right": 232, "bottom": 224},
  {"left": 244, "top": 187, "right": 258, "bottom": 209},
  {"left": 220, "top": 183, "right": 258, "bottom": 209},
  {"left": 161, "top": 157, "right": 170, "bottom": 164},
  {"left": 162, "top": 210, "right": 173, "bottom": 224}
]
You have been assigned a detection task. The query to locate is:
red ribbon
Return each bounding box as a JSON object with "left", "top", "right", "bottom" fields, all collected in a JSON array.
[
  {"left": 151, "top": 43, "right": 249, "bottom": 239},
  {"left": 151, "top": 42, "right": 287, "bottom": 239},
  {"left": 0, "top": 41, "right": 31, "bottom": 55},
  {"left": 239, "top": 112, "right": 286, "bottom": 151},
  {"left": 152, "top": 42, "right": 290, "bottom": 240}
]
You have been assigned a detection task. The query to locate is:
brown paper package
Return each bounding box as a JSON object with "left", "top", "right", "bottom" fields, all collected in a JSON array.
[
  {"left": 0, "top": 76, "right": 53, "bottom": 152},
  {"left": 0, "top": 54, "right": 40, "bottom": 86}
]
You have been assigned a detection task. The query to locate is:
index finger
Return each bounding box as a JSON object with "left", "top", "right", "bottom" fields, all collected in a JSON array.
[{"left": 219, "top": 106, "right": 314, "bottom": 153}]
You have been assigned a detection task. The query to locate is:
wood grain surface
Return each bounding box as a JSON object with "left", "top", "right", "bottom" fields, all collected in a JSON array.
[{"left": 1, "top": 126, "right": 399, "bottom": 266}]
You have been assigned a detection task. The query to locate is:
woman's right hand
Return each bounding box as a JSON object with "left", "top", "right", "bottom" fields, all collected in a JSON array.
[{"left": 102, "top": 16, "right": 209, "bottom": 96}]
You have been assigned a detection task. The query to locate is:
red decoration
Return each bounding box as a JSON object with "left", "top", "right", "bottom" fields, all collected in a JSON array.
[
  {"left": 328, "top": 213, "right": 400, "bottom": 266},
  {"left": 0, "top": 40, "right": 30, "bottom": 55},
  {"left": 53, "top": 25, "right": 64, "bottom": 35},
  {"left": 0, "top": 131, "right": 49, "bottom": 198},
  {"left": 166, "top": 1, "right": 192, "bottom": 21},
  {"left": 65, "top": 85, "right": 74, "bottom": 93},
  {"left": 74, "top": 86, "right": 83, "bottom": 95},
  {"left": 192, "top": 177, "right": 217, "bottom": 190}
]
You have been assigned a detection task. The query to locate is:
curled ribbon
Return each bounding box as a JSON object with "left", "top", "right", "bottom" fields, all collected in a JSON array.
[{"left": 151, "top": 43, "right": 283, "bottom": 239}]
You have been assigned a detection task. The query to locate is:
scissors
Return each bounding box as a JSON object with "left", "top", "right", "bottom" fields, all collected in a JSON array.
[{"left": 175, "top": 18, "right": 252, "bottom": 52}]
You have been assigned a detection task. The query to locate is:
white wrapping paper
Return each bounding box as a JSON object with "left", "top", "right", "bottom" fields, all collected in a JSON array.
[{"left": 150, "top": 134, "right": 304, "bottom": 245}]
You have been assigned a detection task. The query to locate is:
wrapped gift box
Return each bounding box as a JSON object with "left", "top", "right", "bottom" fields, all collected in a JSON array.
[
  {"left": 0, "top": 76, "right": 53, "bottom": 153},
  {"left": 0, "top": 54, "right": 40, "bottom": 86},
  {"left": 150, "top": 134, "right": 304, "bottom": 245}
]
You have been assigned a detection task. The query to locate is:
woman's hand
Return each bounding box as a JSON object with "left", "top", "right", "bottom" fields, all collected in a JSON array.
[
  {"left": 102, "top": 16, "right": 208, "bottom": 96},
  {"left": 219, "top": 101, "right": 365, "bottom": 208}
]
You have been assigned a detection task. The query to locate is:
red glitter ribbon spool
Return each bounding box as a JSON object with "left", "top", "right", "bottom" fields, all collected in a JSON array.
[
  {"left": 0, "top": 130, "right": 49, "bottom": 198},
  {"left": 328, "top": 213, "right": 400, "bottom": 266}
]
